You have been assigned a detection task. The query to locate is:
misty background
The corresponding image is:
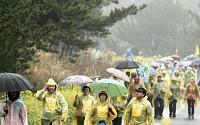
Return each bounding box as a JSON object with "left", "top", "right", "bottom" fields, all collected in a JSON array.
[{"left": 99, "top": 0, "right": 200, "bottom": 57}]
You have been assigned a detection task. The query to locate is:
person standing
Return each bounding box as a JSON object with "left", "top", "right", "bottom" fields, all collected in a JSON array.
[
  {"left": 36, "top": 78, "right": 68, "bottom": 125},
  {"left": 123, "top": 88, "right": 154, "bottom": 125},
  {"left": 73, "top": 86, "right": 96, "bottom": 125},
  {"left": 87, "top": 91, "right": 117, "bottom": 125},
  {"left": 153, "top": 75, "right": 167, "bottom": 118},
  {"left": 184, "top": 77, "right": 200, "bottom": 119},
  {"left": 0, "top": 91, "right": 28, "bottom": 125}
]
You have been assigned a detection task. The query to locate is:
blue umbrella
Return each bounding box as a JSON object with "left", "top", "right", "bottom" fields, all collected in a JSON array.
[{"left": 137, "top": 66, "right": 158, "bottom": 75}]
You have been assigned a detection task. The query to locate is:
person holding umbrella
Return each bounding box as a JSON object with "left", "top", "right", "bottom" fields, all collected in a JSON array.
[
  {"left": 73, "top": 86, "right": 96, "bottom": 125},
  {"left": 123, "top": 88, "right": 154, "bottom": 125},
  {"left": 36, "top": 78, "right": 68, "bottom": 125},
  {"left": 87, "top": 91, "right": 117, "bottom": 125},
  {"left": 0, "top": 91, "right": 28, "bottom": 125}
]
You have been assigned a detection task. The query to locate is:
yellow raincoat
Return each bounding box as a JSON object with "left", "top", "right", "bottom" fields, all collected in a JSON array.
[
  {"left": 184, "top": 77, "right": 200, "bottom": 107},
  {"left": 87, "top": 99, "right": 117, "bottom": 125},
  {"left": 36, "top": 78, "right": 68, "bottom": 125},
  {"left": 123, "top": 97, "right": 154, "bottom": 125},
  {"left": 72, "top": 94, "right": 96, "bottom": 125}
]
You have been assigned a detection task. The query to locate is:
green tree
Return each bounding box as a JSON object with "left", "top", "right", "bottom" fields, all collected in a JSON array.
[{"left": 0, "top": 0, "right": 145, "bottom": 73}]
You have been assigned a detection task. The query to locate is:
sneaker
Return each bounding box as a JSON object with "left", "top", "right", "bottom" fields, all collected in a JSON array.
[
  {"left": 188, "top": 115, "right": 191, "bottom": 119},
  {"left": 192, "top": 115, "right": 194, "bottom": 119},
  {"left": 173, "top": 115, "right": 176, "bottom": 118}
]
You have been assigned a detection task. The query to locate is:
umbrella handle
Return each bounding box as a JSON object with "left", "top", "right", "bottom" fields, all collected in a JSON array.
[{"left": 6, "top": 92, "right": 7, "bottom": 105}]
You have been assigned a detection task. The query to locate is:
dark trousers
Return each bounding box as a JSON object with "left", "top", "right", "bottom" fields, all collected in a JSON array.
[
  {"left": 187, "top": 99, "right": 195, "bottom": 115},
  {"left": 113, "top": 117, "right": 122, "bottom": 125},
  {"left": 77, "top": 116, "right": 85, "bottom": 125},
  {"left": 147, "top": 96, "right": 153, "bottom": 107},
  {"left": 169, "top": 99, "right": 177, "bottom": 116},
  {"left": 154, "top": 98, "right": 164, "bottom": 117}
]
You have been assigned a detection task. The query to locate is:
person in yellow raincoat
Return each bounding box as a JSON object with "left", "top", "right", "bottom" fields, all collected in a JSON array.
[
  {"left": 184, "top": 67, "right": 195, "bottom": 86},
  {"left": 174, "top": 70, "right": 184, "bottom": 97},
  {"left": 136, "top": 52, "right": 144, "bottom": 65},
  {"left": 144, "top": 76, "right": 154, "bottom": 106},
  {"left": 128, "top": 76, "right": 144, "bottom": 103},
  {"left": 87, "top": 91, "right": 117, "bottom": 125},
  {"left": 123, "top": 88, "right": 154, "bottom": 125},
  {"left": 153, "top": 75, "right": 168, "bottom": 119},
  {"left": 184, "top": 77, "right": 200, "bottom": 119},
  {"left": 36, "top": 78, "right": 68, "bottom": 125},
  {"left": 73, "top": 86, "right": 96, "bottom": 125},
  {"left": 162, "top": 70, "right": 170, "bottom": 87},
  {"left": 168, "top": 77, "right": 181, "bottom": 118},
  {"left": 110, "top": 93, "right": 127, "bottom": 125}
]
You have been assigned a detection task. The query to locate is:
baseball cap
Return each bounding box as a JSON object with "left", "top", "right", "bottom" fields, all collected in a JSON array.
[{"left": 135, "top": 88, "right": 146, "bottom": 95}]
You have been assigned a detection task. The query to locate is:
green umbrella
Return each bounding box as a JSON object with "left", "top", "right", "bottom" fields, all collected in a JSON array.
[{"left": 89, "top": 79, "right": 129, "bottom": 97}]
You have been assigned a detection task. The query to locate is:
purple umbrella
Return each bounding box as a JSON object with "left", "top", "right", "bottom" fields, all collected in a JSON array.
[{"left": 176, "top": 61, "right": 192, "bottom": 67}]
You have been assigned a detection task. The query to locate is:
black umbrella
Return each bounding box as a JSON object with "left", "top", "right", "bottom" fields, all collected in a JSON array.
[
  {"left": 191, "top": 59, "right": 200, "bottom": 66},
  {"left": 116, "top": 61, "right": 139, "bottom": 69},
  {"left": 0, "top": 73, "right": 34, "bottom": 92}
]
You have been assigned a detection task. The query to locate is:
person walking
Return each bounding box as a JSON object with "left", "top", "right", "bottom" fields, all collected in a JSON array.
[
  {"left": 36, "top": 78, "right": 68, "bottom": 125},
  {"left": 0, "top": 91, "right": 28, "bottom": 125},
  {"left": 123, "top": 88, "right": 154, "bottom": 125},
  {"left": 73, "top": 86, "right": 96, "bottom": 125},
  {"left": 184, "top": 77, "right": 200, "bottom": 119},
  {"left": 168, "top": 77, "right": 181, "bottom": 117},
  {"left": 145, "top": 76, "right": 154, "bottom": 106},
  {"left": 87, "top": 91, "right": 117, "bottom": 125},
  {"left": 153, "top": 75, "right": 168, "bottom": 119},
  {"left": 128, "top": 76, "right": 144, "bottom": 103}
]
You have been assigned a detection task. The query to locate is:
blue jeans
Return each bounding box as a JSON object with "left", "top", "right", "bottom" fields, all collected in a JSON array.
[{"left": 154, "top": 98, "right": 164, "bottom": 117}]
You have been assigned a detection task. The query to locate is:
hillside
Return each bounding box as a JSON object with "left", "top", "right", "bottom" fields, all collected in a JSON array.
[{"left": 100, "top": 0, "right": 200, "bottom": 57}]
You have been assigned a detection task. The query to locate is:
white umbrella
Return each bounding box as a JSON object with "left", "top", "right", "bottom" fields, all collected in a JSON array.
[
  {"left": 106, "top": 68, "right": 130, "bottom": 82},
  {"left": 60, "top": 75, "right": 94, "bottom": 84}
]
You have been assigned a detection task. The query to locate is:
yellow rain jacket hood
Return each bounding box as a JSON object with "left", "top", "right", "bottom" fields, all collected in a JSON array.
[{"left": 36, "top": 78, "right": 68, "bottom": 124}]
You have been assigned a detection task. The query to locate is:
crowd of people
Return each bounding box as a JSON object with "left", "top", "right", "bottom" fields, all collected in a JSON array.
[{"left": 0, "top": 52, "right": 200, "bottom": 125}]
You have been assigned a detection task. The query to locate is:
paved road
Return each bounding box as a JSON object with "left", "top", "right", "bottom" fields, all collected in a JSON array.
[{"left": 155, "top": 99, "right": 200, "bottom": 125}]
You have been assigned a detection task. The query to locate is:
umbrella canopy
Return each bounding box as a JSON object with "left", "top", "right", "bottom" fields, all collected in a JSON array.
[
  {"left": 137, "top": 66, "right": 158, "bottom": 75},
  {"left": 155, "top": 59, "right": 169, "bottom": 64},
  {"left": 90, "top": 79, "right": 129, "bottom": 96},
  {"left": 151, "top": 62, "right": 160, "bottom": 68},
  {"left": 184, "top": 55, "right": 199, "bottom": 61},
  {"left": 0, "top": 73, "right": 34, "bottom": 92},
  {"left": 162, "top": 56, "right": 174, "bottom": 61},
  {"left": 60, "top": 75, "right": 94, "bottom": 84},
  {"left": 115, "top": 61, "right": 139, "bottom": 69},
  {"left": 136, "top": 62, "right": 143, "bottom": 67},
  {"left": 176, "top": 61, "right": 192, "bottom": 67},
  {"left": 191, "top": 59, "right": 200, "bottom": 66},
  {"left": 171, "top": 54, "right": 181, "bottom": 61},
  {"left": 106, "top": 68, "right": 130, "bottom": 82}
]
